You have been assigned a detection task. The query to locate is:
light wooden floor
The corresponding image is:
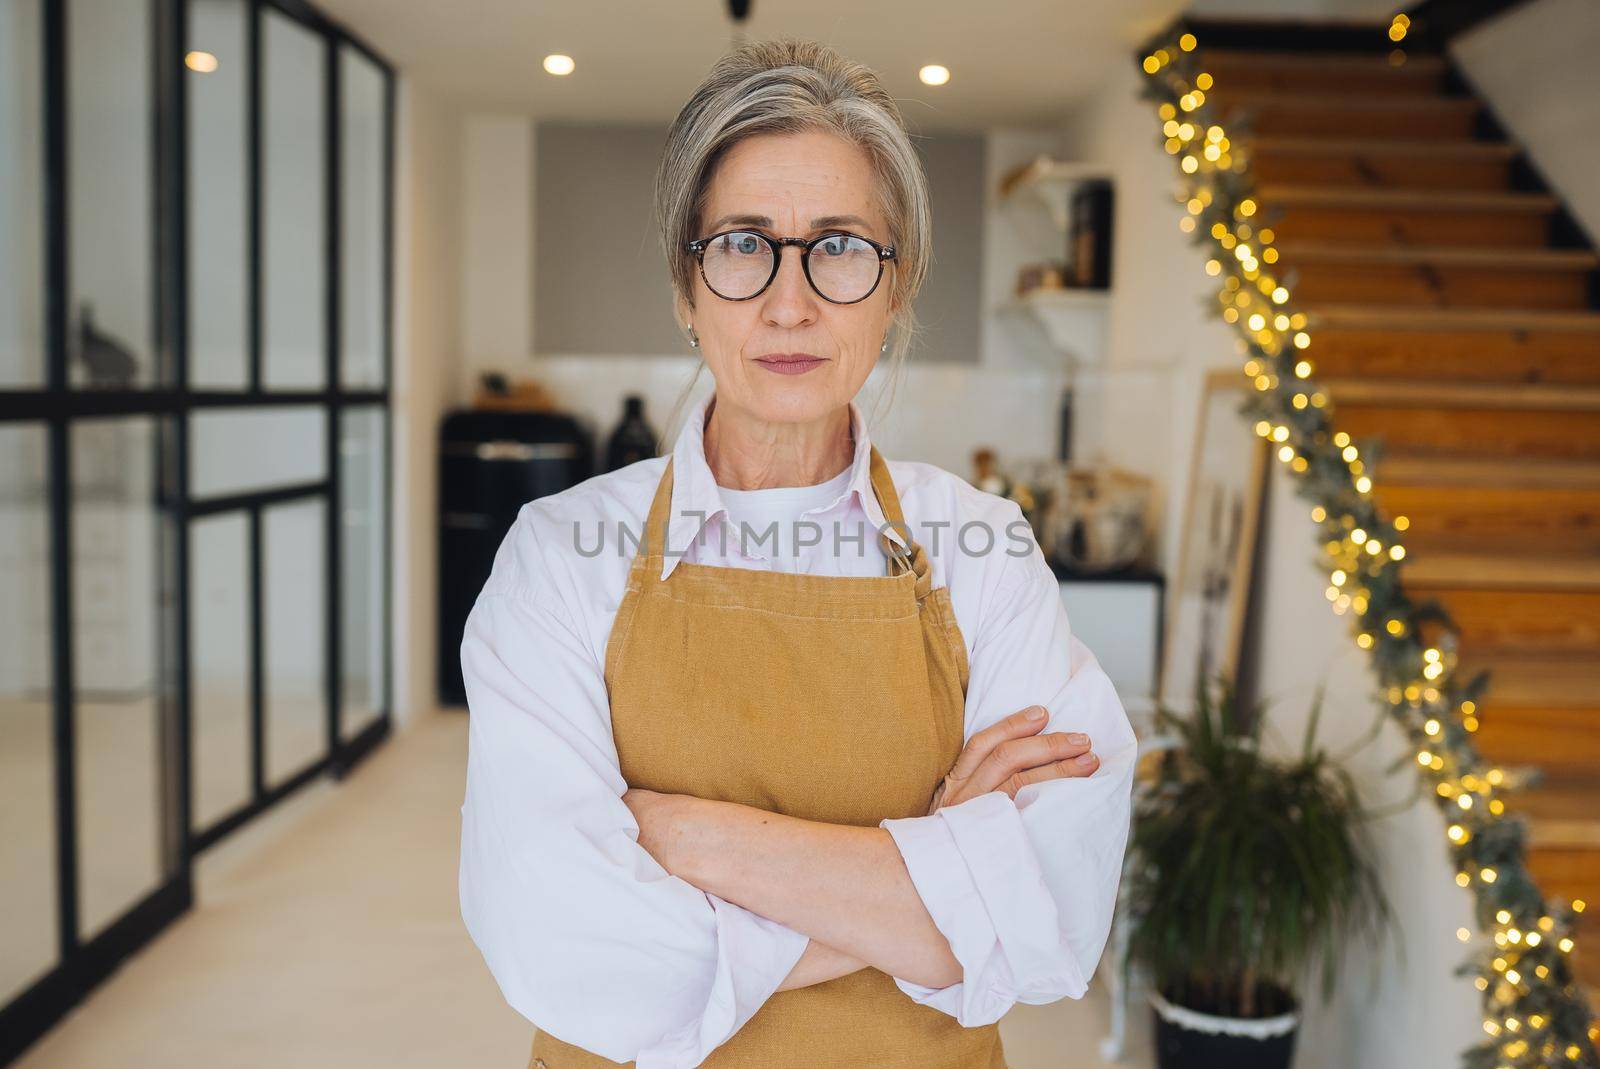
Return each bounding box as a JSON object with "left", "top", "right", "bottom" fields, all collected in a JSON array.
[{"left": 15, "top": 710, "right": 1150, "bottom": 1069}]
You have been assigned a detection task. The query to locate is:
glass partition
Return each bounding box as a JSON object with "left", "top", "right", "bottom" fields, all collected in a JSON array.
[{"left": 0, "top": 0, "right": 395, "bottom": 1052}]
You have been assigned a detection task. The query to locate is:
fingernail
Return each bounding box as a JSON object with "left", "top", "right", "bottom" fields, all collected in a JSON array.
[
  {"left": 1076, "top": 753, "right": 1097, "bottom": 767},
  {"left": 1027, "top": 706, "right": 1047, "bottom": 721},
  {"left": 1067, "top": 732, "right": 1089, "bottom": 745}
]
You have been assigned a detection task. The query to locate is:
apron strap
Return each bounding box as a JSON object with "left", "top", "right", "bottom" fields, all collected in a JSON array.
[
  {"left": 638, "top": 455, "right": 677, "bottom": 574},
  {"left": 868, "top": 444, "right": 921, "bottom": 580}
]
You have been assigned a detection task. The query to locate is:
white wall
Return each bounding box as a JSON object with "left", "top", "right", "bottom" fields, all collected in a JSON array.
[
  {"left": 460, "top": 115, "right": 533, "bottom": 392},
  {"left": 392, "top": 75, "right": 463, "bottom": 724},
  {"left": 1060, "top": 61, "right": 1237, "bottom": 584},
  {"left": 1250, "top": 464, "right": 1482, "bottom": 1067},
  {"left": 1452, "top": 0, "right": 1600, "bottom": 245}
]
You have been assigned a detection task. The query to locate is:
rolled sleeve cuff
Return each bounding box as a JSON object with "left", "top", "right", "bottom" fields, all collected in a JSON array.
[
  {"left": 881, "top": 791, "right": 1088, "bottom": 1026},
  {"left": 635, "top": 894, "right": 810, "bottom": 1069}
]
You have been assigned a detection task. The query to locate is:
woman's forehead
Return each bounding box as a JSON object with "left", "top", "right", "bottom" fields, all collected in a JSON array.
[{"left": 703, "top": 132, "right": 884, "bottom": 234}]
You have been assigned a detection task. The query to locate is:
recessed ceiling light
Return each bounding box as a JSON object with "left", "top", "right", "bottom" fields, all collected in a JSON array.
[
  {"left": 185, "top": 50, "right": 219, "bottom": 73},
  {"left": 543, "top": 54, "right": 575, "bottom": 76},
  {"left": 919, "top": 64, "right": 949, "bottom": 86}
]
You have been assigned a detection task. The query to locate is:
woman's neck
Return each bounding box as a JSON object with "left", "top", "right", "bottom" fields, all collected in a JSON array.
[{"left": 701, "top": 396, "right": 855, "bottom": 491}]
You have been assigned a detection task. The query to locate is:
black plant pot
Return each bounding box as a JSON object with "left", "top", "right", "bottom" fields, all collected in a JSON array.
[{"left": 1150, "top": 989, "right": 1299, "bottom": 1069}]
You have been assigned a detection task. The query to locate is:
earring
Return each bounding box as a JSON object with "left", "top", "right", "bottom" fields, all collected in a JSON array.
[
  {"left": 687, "top": 325, "right": 699, "bottom": 348},
  {"left": 881, "top": 335, "right": 889, "bottom": 352}
]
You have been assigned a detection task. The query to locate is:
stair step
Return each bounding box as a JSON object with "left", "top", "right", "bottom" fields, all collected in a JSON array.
[
  {"left": 1532, "top": 819, "right": 1600, "bottom": 851},
  {"left": 1417, "top": 588, "right": 1600, "bottom": 652},
  {"left": 1248, "top": 137, "right": 1517, "bottom": 191},
  {"left": 1370, "top": 482, "right": 1600, "bottom": 558},
  {"left": 1285, "top": 244, "right": 1597, "bottom": 310},
  {"left": 1260, "top": 186, "right": 1556, "bottom": 247},
  {"left": 1577, "top": 914, "right": 1600, "bottom": 992},
  {"left": 1282, "top": 244, "right": 1598, "bottom": 269},
  {"left": 1214, "top": 92, "right": 1480, "bottom": 140},
  {"left": 1524, "top": 845, "right": 1600, "bottom": 986},
  {"left": 1475, "top": 707, "right": 1600, "bottom": 774},
  {"left": 1323, "top": 377, "right": 1600, "bottom": 409},
  {"left": 1403, "top": 553, "right": 1600, "bottom": 593},
  {"left": 1526, "top": 847, "right": 1600, "bottom": 902},
  {"left": 1308, "top": 305, "right": 1600, "bottom": 332},
  {"left": 1197, "top": 49, "right": 1447, "bottom": 96},
  {"left": 1453, "top": 650, "right": 1600, "bottom": 708},
  {"left": 1308, "top": 323, "right": 1600, "bottom": 387},
  {"left": 1263, "top": 186, "right": 1557, "bottom": 212},
  {"left": 1334, "top": 406, "right": 1600, "bottom": 463},
  {"left": 1375, "top": 455, "right": 1600, "bottom": 491}
]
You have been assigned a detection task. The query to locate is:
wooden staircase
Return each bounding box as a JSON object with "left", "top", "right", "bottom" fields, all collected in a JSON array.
[{"left": 1196, "top": 40, "right": 1600, "bottom": 997}]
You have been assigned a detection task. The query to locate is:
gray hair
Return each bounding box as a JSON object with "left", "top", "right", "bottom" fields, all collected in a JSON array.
[{"left": 653, "top": 37, "right": 932, "bottom": 439}]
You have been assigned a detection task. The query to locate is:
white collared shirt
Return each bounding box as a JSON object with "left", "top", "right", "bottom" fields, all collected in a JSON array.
[{"left": 458, "top": 391, "right": 1137, "bottom": 1068}]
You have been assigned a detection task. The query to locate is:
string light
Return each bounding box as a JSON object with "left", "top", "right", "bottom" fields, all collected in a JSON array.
[{"left": 1137, "top": 24, "right": 1598, "bottom": 1069}]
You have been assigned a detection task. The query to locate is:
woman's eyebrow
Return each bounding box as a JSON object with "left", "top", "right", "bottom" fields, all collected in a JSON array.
[{"left": 707, "top": 212, "right": 873, "bottom": 232}]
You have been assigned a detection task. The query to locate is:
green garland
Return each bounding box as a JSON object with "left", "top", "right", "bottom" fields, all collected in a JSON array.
[{"left": 1135, "top": 23, "right": 1597, "bottom": 1068}]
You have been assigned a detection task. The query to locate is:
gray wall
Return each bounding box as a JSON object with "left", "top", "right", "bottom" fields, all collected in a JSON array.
[
  {"left": 532, "top": 121, "right": 984, "bottom": 364},
  {"left": 1452, "top": 0, "right": 1600, "bottom": 245}
]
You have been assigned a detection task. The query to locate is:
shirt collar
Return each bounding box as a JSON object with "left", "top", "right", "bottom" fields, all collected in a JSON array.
[{"left": 660, "top": 392, "right": 907, "bottom": 581}]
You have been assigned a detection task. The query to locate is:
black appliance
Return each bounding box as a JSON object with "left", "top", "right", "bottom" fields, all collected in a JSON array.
[{"left": 439, "top": 409, "right": 593, "bottom": 706}]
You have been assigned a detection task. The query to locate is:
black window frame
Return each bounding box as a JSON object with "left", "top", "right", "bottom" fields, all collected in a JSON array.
[{"left": 0, "top": 0, "right": 396, "bottom": 1061}]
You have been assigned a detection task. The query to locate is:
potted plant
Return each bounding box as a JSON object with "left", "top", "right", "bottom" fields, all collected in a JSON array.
[{"left": 1122, "top": 673, "right": 1393, "bottom": 1069}]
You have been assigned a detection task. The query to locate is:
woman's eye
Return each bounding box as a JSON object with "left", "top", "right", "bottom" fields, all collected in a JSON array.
[
  {"left": 817, "top": 235, "right": 851, "bottom": 256},
  {"left": 719, "top": 232, "right": 765, "bottom": 255}
]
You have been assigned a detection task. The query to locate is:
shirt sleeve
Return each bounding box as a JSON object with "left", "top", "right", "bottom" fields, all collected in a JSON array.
[
  {"left": 877, "top": 501, "right": 1138, "bottom": 1026},
  {"left": 458, "top": 508, "right": 811, "bottom": 1068}
]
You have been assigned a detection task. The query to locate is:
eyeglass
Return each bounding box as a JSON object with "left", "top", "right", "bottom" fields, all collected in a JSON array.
[{"left": 684, "top": 229, "right": 896, "bottom": 305}]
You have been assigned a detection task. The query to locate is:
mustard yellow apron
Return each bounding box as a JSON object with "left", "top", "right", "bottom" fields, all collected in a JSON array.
[{"left": 529, "top": 443, "right": 1006, "bottom": 1069}]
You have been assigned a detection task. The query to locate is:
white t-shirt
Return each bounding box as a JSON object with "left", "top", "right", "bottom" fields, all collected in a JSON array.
[{"left": 712, "top": 460, "right": 889, "bottom": 576}]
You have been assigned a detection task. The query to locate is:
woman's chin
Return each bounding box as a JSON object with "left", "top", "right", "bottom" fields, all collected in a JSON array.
[{"left": 737, "top": 375, "right": 847, "bottom": 424}]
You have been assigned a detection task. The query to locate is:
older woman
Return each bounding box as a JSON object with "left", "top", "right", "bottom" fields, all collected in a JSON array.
[{"left": 458, "top": 38, "right": 1136, "bottom": 1069}]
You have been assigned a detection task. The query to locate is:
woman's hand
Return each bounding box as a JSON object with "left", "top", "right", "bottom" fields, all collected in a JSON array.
[{"left": 927, "top": 705, "right": 1098, "bottom": 814}]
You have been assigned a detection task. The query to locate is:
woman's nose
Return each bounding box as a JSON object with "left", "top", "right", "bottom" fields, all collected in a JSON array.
[{"left": 762, "top": 245, "right": 819, "bottom": 321}]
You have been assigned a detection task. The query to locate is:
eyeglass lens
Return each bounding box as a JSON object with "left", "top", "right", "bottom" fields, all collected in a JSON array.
[{"left": 700, "top": 231, "right": 882, "bottom": 303}]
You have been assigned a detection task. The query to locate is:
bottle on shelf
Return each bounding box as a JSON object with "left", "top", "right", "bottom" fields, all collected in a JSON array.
[{"left": 605, "top": 394, "right": 659, "bottom": 472}]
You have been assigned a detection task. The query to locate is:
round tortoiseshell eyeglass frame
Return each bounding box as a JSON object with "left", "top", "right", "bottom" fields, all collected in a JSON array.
[{"left": 683, "top": 229, "right": 897, "bottom": 305}]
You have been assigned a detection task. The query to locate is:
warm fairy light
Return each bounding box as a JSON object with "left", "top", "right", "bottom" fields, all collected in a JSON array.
[
  {"left": 919, "top": 64, "right": 951, "bottom": 86},
  {"left": 185, "top": 50, "right": 219, "bottom": 73},
  {"left": 543, "top": 54, "right": 576, "bottom": 76}
]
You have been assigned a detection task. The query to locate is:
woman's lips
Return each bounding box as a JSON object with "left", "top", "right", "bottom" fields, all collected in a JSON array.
[{"left": 755, "top": 354, "right": 827, "bottom": 375}]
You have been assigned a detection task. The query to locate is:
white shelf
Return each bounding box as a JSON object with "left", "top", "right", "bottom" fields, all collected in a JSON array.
[
  {"left": 999, "top": 155, "right": 1114, "bottom": 230},
  {"left": 997, "top": 286, "right": 1112, "bottom": 366}
]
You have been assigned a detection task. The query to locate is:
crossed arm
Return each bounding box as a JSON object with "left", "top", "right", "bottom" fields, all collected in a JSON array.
[
  {"left": 621, "top": 707, "right": 1103, "bottom": 990},
  {"left": 458, "top": 504, "right": 1136, "bottom": 1066}
]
